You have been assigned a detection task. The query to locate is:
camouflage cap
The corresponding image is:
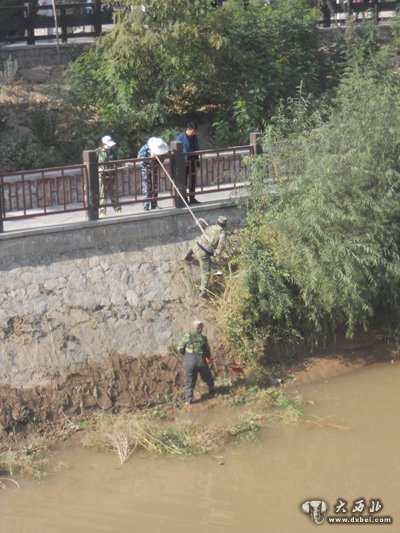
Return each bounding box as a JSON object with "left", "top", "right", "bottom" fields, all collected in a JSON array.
[
  {"left": 217, "top": 215, "right": 228, "bottom": 226},
  {"left": 193, "top": 320, "right": 204, "bottom": 329}
]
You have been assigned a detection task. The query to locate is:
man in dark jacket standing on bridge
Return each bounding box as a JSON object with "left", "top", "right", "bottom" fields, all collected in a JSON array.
[
  {"left": 175, "top": 121, "right": 200, "bottom": 205},
  {"left": 177, "top": 320, "right": 215, "bottom": 404}
]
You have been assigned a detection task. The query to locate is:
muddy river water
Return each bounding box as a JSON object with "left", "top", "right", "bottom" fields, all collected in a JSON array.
[{"left": 1, "top": 362, "right": 399, "bottom": 532}]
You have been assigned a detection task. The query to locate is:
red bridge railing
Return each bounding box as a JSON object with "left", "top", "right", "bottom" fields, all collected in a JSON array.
[{"left": 1, "top": 164, "right": 88, "bottom": 219}]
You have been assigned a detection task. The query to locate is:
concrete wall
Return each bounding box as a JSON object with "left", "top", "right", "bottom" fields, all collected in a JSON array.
[
  {"left": 0, "top": 201, "right": 245, "bottom": 388},
  {"left": 0, "top": 42, "right": 91, "bottom": 69},
  {"left": 318, "top": 23, "right": 392, "bottom": 46}
]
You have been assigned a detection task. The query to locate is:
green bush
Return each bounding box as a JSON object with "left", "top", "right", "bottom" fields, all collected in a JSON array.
[
  {"left": 218, "top": 54, "right": 400, "bottom": 361},
  {"left": 0, "top": 134, "right": 39, "bottom": 172},
  {"left": 29, "top": 106, "right": 58, "bottom": 147}
]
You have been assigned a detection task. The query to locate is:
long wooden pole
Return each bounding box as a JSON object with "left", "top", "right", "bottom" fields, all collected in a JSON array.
[{"left": 50, "top": 0, "right": 61, "bottom": 64}]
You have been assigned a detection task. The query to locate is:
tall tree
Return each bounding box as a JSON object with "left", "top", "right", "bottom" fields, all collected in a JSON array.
[{"left": 65, "top": 0, "right": 322, "bottom": 147}]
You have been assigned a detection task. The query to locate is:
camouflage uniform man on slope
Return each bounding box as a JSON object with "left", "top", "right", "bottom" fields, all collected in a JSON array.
[
  {"left": 177, "top": 320, "right": 214, "bottom": 404},
  {"left": 185, "top": 215, "right": 228, "bottom": 298}
]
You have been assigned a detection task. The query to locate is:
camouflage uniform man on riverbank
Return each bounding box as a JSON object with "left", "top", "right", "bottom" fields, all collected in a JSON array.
[
  {"left": 177, "top": 320, "right": 214, "bottom": 404},
  {"left": 184, "top": 215, "right": 228, "bottom": 298}
]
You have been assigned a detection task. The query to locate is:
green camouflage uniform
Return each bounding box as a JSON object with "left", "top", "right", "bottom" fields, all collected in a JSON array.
[
  {"left": 97, "top": 147, "right": 121, "bottom": 213},
  {"left": 177, "top": 330, "right": 214, "bottom": 403},
  {"left": 191, "top": 224, "right": 226, "bottom": 292}
]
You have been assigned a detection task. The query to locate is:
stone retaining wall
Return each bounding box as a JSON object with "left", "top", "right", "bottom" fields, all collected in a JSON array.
[
  {"left": 0, "top": 41, "right": 90, "bottom": 69},
  {"left": 0, "top": 201, "right": 245, "bottom": 388}
]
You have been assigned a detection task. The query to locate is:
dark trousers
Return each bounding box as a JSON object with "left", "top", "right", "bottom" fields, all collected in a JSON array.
[
  {"left": 186, "top": 159, "right": 197, "bottom": 200},
  {"left": 184, "top": 353, "right": 214, "bottom": 403}
]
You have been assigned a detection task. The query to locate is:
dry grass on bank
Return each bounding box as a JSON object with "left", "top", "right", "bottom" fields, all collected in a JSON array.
[{"left": 87, "top": 385, "right": 304, "bottom": 465}]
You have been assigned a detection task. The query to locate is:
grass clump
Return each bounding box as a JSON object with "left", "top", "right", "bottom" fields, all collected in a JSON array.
[
  {"left": 103, "top": 431, "right": 137, "bottom": 465},
  {"left": 96, "top": 411, "right": 229, "bottom": 458},
  {"left": 225, "top": 385, "right": 261, "bottom": 406},
  {"left": 229, "top": 412, "right": 264, "bottom": 442},
  {"left": 224, "top": 380, "right": 304, "bottom": 425},
  {"left": 92, "top": 401, "right": 281, "bottom": 463},
  {"left": 261, "top": 389, "right": 304, "bottom": 424},
  {"left": 92, "top": 381, "right": 304, "bottom": 464},
  {"left": 0, "top": 436, "right": 49, "bottom": 478}
]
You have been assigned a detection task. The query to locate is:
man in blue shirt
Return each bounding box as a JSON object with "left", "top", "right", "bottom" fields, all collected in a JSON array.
[{"left": 175, "top": 121, "right": 201, "bottom": 205}]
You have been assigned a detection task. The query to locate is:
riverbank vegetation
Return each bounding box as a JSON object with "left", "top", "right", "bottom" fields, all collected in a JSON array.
[{"left": 216, "top": 41, "right": 400, "bottom": 363}]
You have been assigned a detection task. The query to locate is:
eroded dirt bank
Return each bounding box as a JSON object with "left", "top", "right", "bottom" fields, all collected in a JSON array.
[
  {"left": 0, "top": 353, "right": 185, "bottom": 435},
  {"left": 0, "top": 335, "right": 397, "bottom": 438}
]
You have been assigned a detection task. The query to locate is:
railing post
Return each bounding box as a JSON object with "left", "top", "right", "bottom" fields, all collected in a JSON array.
[
  {"left": 93, "top": 0, "right": 102, "bottom": 37},
  {"left": 249, "top": 132, "right": 263, "bottom": 155},
  {"left": 25, "top": 3, "right": 35, "bottom": 45},
  {"left": 60, "top": 5, "right": 68, "bottom": 43},
  {"left": 83, "top": 149, "right": 99, "bottom": 221},
  {"left": 0, "top": 178, "right": 4, "bottom": 233},
  {"left": 373, "top": 0, "right": 379, "bottom": 23},
  {"left": 170, "top": 141, "right": 186, "bottom": 208},
  {"left": 320, "top": 0, "right": 331, "bottom": 27}
]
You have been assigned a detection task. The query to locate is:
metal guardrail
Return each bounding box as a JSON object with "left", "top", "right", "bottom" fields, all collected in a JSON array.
[
  {"left": 319, "top": 0, "right": 399, "bottom": 27},
  {"left": 1, "top": 1, "right": 399, "bottom": 45},
  {"left": 96, "top": 145, "right": 253, "bottom": 205},
  {"left": 0, "top": 137, "right": 261, "bottom": 232},
  {"left": 0, "top": 0, "right": 112, "bottom": 44},
  {"left": 0, "top": 164, "right": 88, "bottom": 219}
]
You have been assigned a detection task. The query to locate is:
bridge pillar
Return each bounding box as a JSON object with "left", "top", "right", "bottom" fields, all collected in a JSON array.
[
  {"left": 83, "top": 149, "right": 99, "bottom": 221},
  {"left": 170, "top": 141, "right": 186, "bottom": 208},
  {"left": 250, "top": 132, "right": 263, "bottom": 155},
  {"left": 25, "top": 3, "right": 35, "bottom": 45}
]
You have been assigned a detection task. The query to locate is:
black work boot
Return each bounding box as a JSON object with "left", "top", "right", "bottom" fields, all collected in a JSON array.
[{"left": 189, "top": 198, "right": 201, "bottom": 205}]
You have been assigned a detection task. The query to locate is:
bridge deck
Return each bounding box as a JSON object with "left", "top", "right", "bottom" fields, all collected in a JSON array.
[{"left": 2, "top": 187, "right": 246, "bottom": 234}]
